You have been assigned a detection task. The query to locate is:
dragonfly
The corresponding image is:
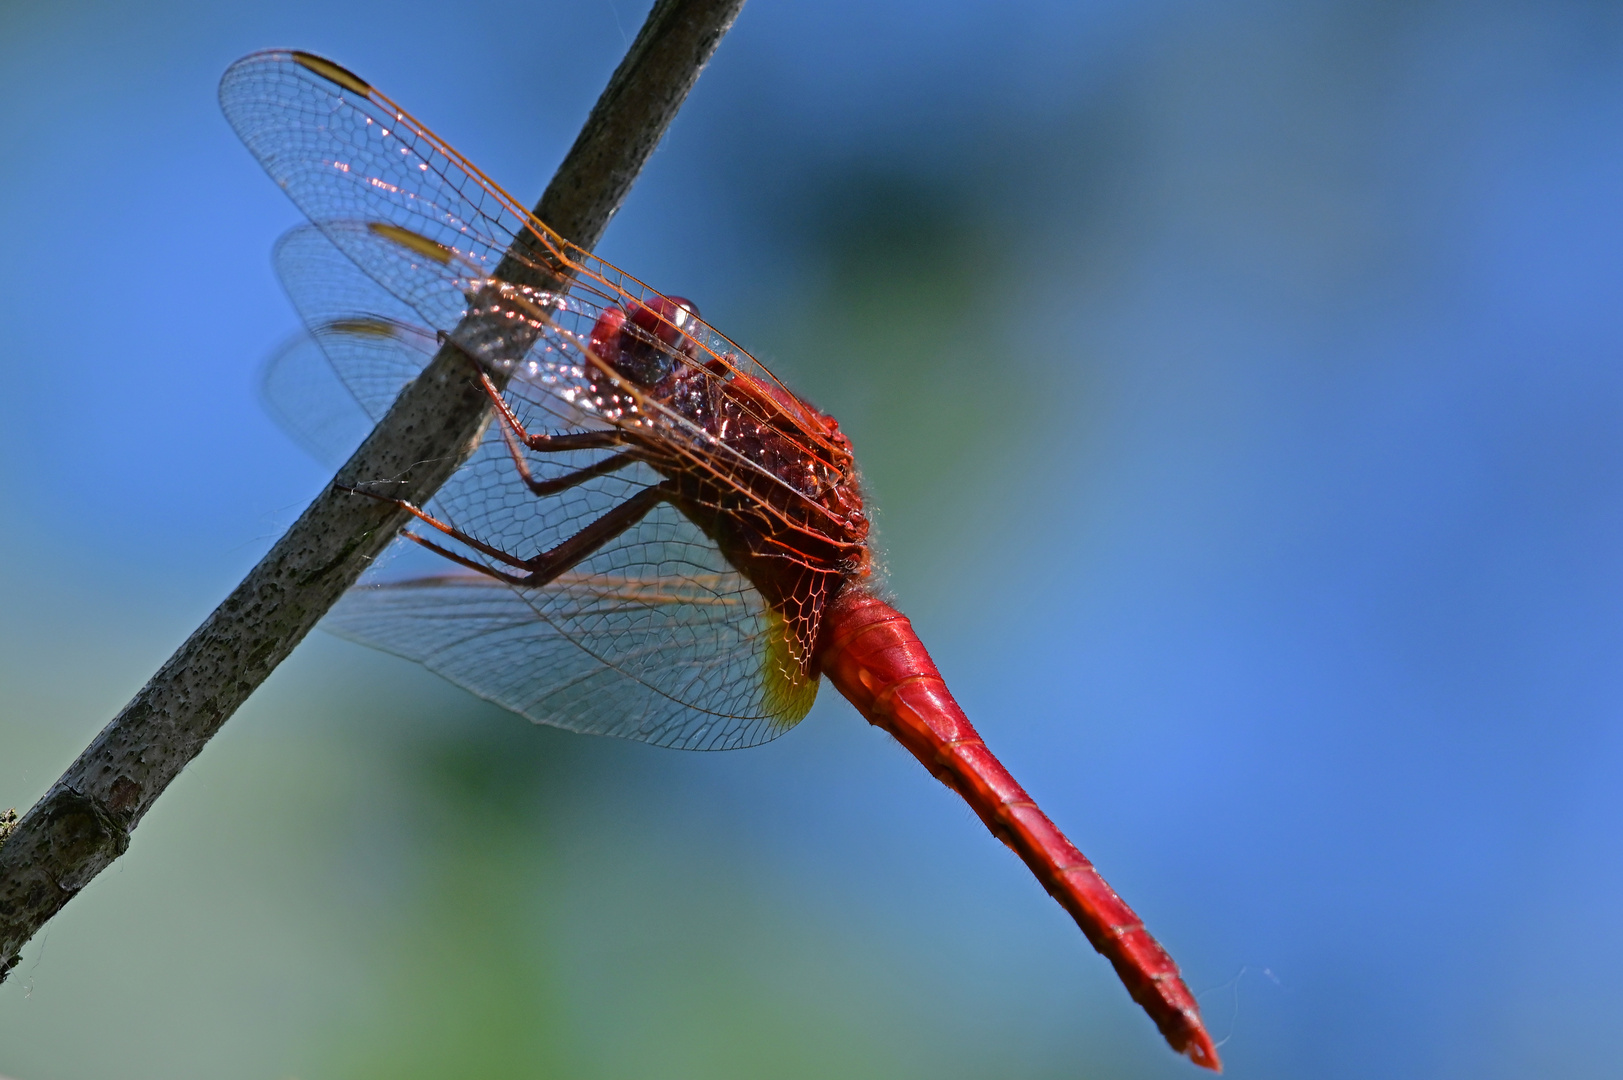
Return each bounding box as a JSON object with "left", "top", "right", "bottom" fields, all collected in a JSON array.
[{"left": 222, "top": 50, "right": 1220, "bottom": 1070}]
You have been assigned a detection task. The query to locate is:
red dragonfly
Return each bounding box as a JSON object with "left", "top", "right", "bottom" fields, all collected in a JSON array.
[{"left": 224, "top": 50, "right": 1220, "bottom": 1070}]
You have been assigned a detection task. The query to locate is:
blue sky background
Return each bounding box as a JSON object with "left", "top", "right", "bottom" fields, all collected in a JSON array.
[{"left": 3, "top": 1, "right": 1623, "bottom": 1078}]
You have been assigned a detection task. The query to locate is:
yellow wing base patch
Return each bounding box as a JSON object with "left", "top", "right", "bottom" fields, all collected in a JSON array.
[{"left": 760, "top": 607, "right": 819, "bottom": 731}]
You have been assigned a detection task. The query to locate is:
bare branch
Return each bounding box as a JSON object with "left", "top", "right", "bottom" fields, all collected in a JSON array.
[{"left": 0, "top": 0, "right": 748, "bottom": 980}]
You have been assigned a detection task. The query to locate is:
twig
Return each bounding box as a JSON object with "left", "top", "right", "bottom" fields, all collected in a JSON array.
[{"left": 0, "top": 0, "right": 747, "bottom": 980}]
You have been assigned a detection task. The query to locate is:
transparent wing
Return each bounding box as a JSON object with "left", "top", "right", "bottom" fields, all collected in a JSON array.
[
  {"left": 266, "top": 223, "right": 639, "bottom": 559},
  {"left": 220, "top": 50, "right": 854, "bottom": 516},
  {"left": 220, "top": 49, "right": 533, "bottom": 324},
  {"left": 258, "top": 221, "right": 820, "bottom": 748},
  {"left": 258, "top": 330, "right": 374, "bottom": 470},
  {"left": 257, "top": 225, "right": 440, "bottom": 468},
  {"left": 328, "top": 559, "right": 809, "bottom": 752},
  {"left": 272, "top": 224, "right": 438, "bottom": 421}
]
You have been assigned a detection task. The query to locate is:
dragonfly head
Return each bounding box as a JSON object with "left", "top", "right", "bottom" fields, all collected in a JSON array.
[{"left": 588, "top": 295, "right": 702, "bottom": 387}]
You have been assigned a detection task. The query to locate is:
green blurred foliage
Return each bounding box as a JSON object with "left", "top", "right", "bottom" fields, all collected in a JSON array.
[
  {"left": 309, "top": 725, "right": 913, "bottom": 1080},
  {"left": 757, "top": 171, "right": 1074, "bottom": 600}
]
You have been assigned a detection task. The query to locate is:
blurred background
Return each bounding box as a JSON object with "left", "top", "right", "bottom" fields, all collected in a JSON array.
[{"left": 3, "top": 0, "right": 1622, "bottom": 1077}]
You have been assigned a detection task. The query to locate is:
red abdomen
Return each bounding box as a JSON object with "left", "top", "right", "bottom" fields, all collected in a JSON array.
[{"left": 815, "top": 590, "right": 1220, "bottom": 1071}]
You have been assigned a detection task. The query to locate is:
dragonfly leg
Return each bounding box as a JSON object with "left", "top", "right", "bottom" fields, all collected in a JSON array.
[
  {"left": 494, "top": 418, "right": 643, "bottom": 497},
  {"left": 478, "top": 371, "right": 622, "bottom": 452},
  {"left": 509, "top": 482, "right": 671, "bottom": 587},
  {"left": 337, "top": 484, "right": 535, "bottom": 571},
  {"left": 394, "top": 532, "right": 534, "bottom": 585},
  {"left": 341, "top": 481, "right": 671, "bottom": 589}
]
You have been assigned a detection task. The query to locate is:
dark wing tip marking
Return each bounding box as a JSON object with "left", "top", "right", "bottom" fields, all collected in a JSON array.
[{"left": 291, "top": 51, "right": 372, "bottom": 96}]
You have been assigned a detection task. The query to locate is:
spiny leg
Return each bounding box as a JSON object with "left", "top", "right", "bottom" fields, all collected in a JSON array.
[
  {"left": 340, "top": 481, "right": 671, "bottom": 589},
  {"left": 478, "top": 370, "right": 622, "bottom": 453},
  {"left": 493, "top": 417, "right": 644, "bottom": 497},
  {"left": 432, "top": 332, "right": 619, "bottom": 454}
]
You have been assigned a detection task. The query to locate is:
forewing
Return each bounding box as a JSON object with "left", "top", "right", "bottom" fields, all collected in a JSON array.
[
  {"left": 221, "top": 50, "right": 848, "bottom": 501},
  {"left": 220, "top": 50, "right": 535, "bottom": 321}
]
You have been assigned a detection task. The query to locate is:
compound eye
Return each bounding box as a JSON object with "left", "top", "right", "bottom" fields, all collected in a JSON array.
[
  {"left": 669, "top": 296, "right": 700, "bottom": 332},
  {"left": 629, "top": 295, "right": 701, "bottom": 347},
  {"left": 587, "top": 305, "right": 628, "bottom": 362}
]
